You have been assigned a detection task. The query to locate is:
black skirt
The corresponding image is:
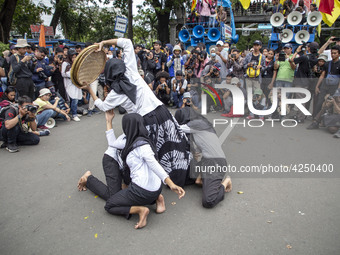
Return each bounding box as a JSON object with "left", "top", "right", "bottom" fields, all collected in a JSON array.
[{"left": 143, "top": 105, "right": 191, "bottom": 187}]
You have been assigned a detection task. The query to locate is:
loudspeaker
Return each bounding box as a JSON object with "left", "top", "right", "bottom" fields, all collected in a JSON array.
[
  {"left": 270, "top": 13, "right": 284, "bottom": 27},
  {"left": 280, "top": 29, "right": 294, "bottom": 43},
  {"left": 192, "top": 25, "right": 205, "bottom": 38},
  {"left": 45, "top": 118, "right": 56, "bottom": 129},
  {"left": 191, "top": 36, "right": 205, "bottom": 47},
  {"left": 207, "top": 28, "right": 221, "bottom": 42},
  {"left": 307, "top": 11, "right": 322, "bottom": 26},
  {"left": 287, "top": 11, "right": 302, "bottom": 26},
  {"left": 179, "top": 29, "right": 190, "bottom": 43},
  {"left": 295, "top": 30, "right": 310, "bottom": 44}
]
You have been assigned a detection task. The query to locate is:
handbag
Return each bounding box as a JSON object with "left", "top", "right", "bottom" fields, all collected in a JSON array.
[{"left": 247, "top": 54, "right": 262, "bottom": 78}]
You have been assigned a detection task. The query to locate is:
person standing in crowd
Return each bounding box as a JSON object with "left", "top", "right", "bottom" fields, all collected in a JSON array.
[
  {"left": 209, "top": 0, "right": 217, "bottom": 28},
  {"left": 32, "top": 47, "right": 53, "bottom": 99},
  {"left": 243, "top": 40, "right": 265, "bottom": 92},
  {"left": 226, "top": 48, "right": 245, "bottom": 87},
  {"left": 152, "top": 41, "right": 167, "bottom": 76},
  {"left": 153, "top": 71, "right": 171, "bottom": 106},
  {"left": 9, "top": 39, "right": 35, "bottom": 99},
  {"left": 274, "top": 43, "right": 295, "bottom": 97},
  {"left": 315, "top": 45, "right": 340, "bottom": 115},
  {"left": 200, "top": 0, "right": 211, "bottom": 26},
  {"left": 216, "top": 5, "right": 227, "bottom": 25},
  {"left": 62, "top": 49, "right": 82, "bottom": 122},
  {"left": 86, "top": 38, "right": 191, "bottom": 187},
  {"left": 167, "top": 45, "right": 185, "bottom": 79},
  {"left": 262, "top": 49, "right": 276, "bottom": 103},
  {"left": 318, "top": 36, "right": 340, "bottom": 61},
  {"left": 215, "top": 40, "right": 229, "bottom": 79},
  {"left": 51, "top": 47, "right": 66, "bottom": 100}
]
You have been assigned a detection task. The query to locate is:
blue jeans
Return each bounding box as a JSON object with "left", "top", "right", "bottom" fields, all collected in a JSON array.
[
  {"left": 275, "top": 80, "right": 293, "bottom": 98},
  {"left": 209, "top": 16, "right": 216, "bottom": 27},
  {"left": 36, "top": 109, "right": 54, "bottom": 126},
  {"left": 171, "top": 91, "right": 183, "bottom": 108},
  {"left": 70, "top": 98, "right": 78, "bottom": 117},
  {"left": 1, "top": 77, "right": 7, "bottom": 92}
]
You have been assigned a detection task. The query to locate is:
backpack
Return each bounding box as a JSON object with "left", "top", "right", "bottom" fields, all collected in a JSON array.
[
  {"left": 8, "top": 54, "right": 20, "bottom": 86},
  {"left": 247, "top": 54, "right": 262, "bottom": 78},
  {"left": 0, "top": 100, "right": 19, "bottom": 128}
]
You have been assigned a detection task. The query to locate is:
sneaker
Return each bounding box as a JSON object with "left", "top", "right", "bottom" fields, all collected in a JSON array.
[
  {"left": 1, "top": 142, "right": 7, "bottom": 149},
  {"left": 39, "top": 130, "right": 51, "bottom": 136},
  {"left": 77, "top": 114, "right": 82, "bottom": 117},
  {"left": 246, "top": 115, "right": 254, "bottom": 120},
  {"left": 307, "top": 122, "right": 319, "bottom": 130},
  {"left": 6, "top": 143, "right": 19, "bottom": 153},
  {"left": 333, "top": 130, "right": 340, "bottom": 138},
  {"left": 297, "top": 119, "right": 304, "bottom": 124},
  {"left": 87, "top": 110, "right": 92, "bottom": 117},
  {"left": 259, "top": 117, "right": 264, "bottom": 121},
  {"left": 82, "top": 109, "right": 88, "bottom": 115},
  {"left": 38, "top": 125, "right": 49, "bottom": 130},
  {"left": 73, "top": 116, "right": 81, "bottom": 122}
]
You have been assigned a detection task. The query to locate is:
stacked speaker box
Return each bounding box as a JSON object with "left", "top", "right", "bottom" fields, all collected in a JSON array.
[{"left": 269, "top": 11, "right": 322, "bottom": 51}]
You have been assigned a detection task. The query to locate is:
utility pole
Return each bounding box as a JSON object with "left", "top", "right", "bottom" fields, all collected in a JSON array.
[{"left": 128, "top": 0, "right": 133, "bottom": 42}]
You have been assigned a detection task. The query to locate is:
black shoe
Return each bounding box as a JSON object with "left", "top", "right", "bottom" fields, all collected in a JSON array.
[
  {"left": 307, "top": 122, "right": 319, "bottom": 130},
  {"left": 1, "top": 142, "right": 7, "bottom": 148},
  {"left": 6, "top": 143, "right": 19, "bottom": 153}
]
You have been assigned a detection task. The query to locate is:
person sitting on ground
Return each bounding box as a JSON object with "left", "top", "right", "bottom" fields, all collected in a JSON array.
[
  {"left": 181, "top": 92, "right": 199, "bottom": 111},
  {"left": 153, "top": 71, "right": 171, "bottom": 106},
  {"left": 45, "top": 81, "right": 71, "bottom": 118},
  {"left": 246, "top": 88, "right": 266, "bottom": 120},
  {"left": 1, "top": 96, "right": 41, "bottom": 152},
  {"left": 78, "top": 111, "right": 185, "bottom": 229},
  {"left": 175, "top": 107, "right": 232, "bottom": 208},
  {"left": 34, "top": 88, "right": 70, "bottom": 129},
  {"left": 171, "top": 70, "right": 188, "bottom": 109},
  {"left": 307, "top": 90, "right": 340, "bottom": 138},
  {"left": 0, "top": 86, "right": 16, "bottom": 103}
]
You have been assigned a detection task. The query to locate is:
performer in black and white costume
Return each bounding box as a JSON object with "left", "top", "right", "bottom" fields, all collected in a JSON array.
[{"left": 85, "top": 38, "right": 191, "bottom": 187}]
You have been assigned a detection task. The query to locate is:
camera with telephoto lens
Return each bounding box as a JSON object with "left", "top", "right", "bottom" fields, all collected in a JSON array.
[
  {"left": 301, "top": 41, "right": 307, "bottom": 52},
  {"left": 24, "top": 105, "right": 37, "bottom": 114},
  {"left": 38, "top": 71, "right": 48, "bottom": 80},
  {"left": 31, "top": 56, "right": 37, "bottom": 62},
  {"left": 185, "top": 98, "right": 191, "bottom": 104},
  {"left": 278, "top": 51, "right": 286, "bottom": 61}
]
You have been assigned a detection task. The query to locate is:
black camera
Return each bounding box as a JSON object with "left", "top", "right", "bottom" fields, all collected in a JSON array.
[
  {"left": 213, "top": 68, "right": 219, "bottom": 72},
  {"left": 327, "top": 96, "right": 333, "bottom": 101},
  {"left": 38, "top": 71, "right": 48, "bottom": 80},
  {"left": 278, "top": 51, "right": 286, "bottom": 61},
  {"left": 333, "top": 37, "right": 340, "bottom": 42},
  {"left": 301, "top": 42, "right": 307, "bottom": 52},
  {"left": 58, "top": 55, "right": 64, "bottom": 60},
  {"left": 192, "top": 54, "right": 197, "bottom": 59},
  {"left": 185, "top": 98, "right": 191, "bottom": 104},
  {"left": 253, "top": 94, "right": 259, "bottom": 100},
  {"left": 31, "top": 56, "right": 37, "bottom": 62},
  {"left": 25, "top": 105, "right": 37, "bottom": 114},
  {"left": 200, "top": 53, "right": 204, "bottom": 59},
  {"left": 231, "top": 54, "right": 236, "bottom": 59}
]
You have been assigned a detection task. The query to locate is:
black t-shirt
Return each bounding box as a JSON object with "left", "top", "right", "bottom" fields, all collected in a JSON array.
[
  {"left": 152, "top": 51, "right": 166, "bottom": 70},
  {"left": 326, "top": 60, "right": 340, "bottom": 75},
  {"left": 294, "top": 54, "right": 318, "bottom": 79},
  {"left": 4, "top": 107, "right": 17, "bottom": 121},
  {"left": 250, "top": 54, "right": 260, "bottom": 65},
  {"left": 262, "top": 59, "right": 275, "bottom": 79}
]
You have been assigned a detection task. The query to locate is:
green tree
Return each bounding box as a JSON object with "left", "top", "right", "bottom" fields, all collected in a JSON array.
[{"left": 133, "top": 8, "right": 158, "bottom": 47}]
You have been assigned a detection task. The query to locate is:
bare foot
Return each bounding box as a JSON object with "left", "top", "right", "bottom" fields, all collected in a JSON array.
[
  {"left": 195, "top": 174, "right": 203, "bottom": 186},
  {"left": 77, "top": 171, "right": 92, "bottom": 191},
  {"left": 135, "top": 207, "right": 150, "bottom": 229},
  {"left": 222, "top": 176, "right": 232, "bottom": 192},
  {"left": 156, "top": 194, "right": 166, "bottom": 214}
]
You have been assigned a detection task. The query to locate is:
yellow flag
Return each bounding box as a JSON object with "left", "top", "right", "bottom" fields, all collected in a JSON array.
[
  {"left": 240, "top": 0, "right": 251, "bottom": 10},
  {"left": 317, "top": 0, "right": 340, "bottom": 26}
]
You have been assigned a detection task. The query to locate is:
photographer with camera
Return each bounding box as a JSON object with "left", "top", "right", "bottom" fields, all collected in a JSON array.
[
  {"left": 185, "top": 49, "right": 200, "bottom": 74},
  {"left": 50, "top": 47, "right": 66, "bottom": 100},
  {"left": 167, "top": 45, "right": 185, "bottom": 78},
  {"left": 204, "top": 63, "right": 222, "bottom": 85},
  {"left": 307, "top": 90, "right": 340, "bottom": 138},
  {"left": 226, "top": 48, "right": 245, "bottom": 86},
  {"left": 180, "top": 92, "right": 199, "bottom": 111},
  {"left": 9, "top": 39, "right": 35, "bottom": 99},
  {"left": 1, "top": 96, "right": 40, "bottom": 152},
  {"left": 32, "top": 47, "right": 53, "bottom": 99},
  {"left": 318, "top": 36, "right": 340, "bottom": 61},
  {"left": 152, "top": 41, "right": 167, "bottom": 75},
  {"left": 171, "top": 70, "right": 188, "bottom": 109},
  {"left": 153, "top": 71, "right": 171, "bottom": 106},
  {"left": 289, "top": 42, "right": 319, "bottom": 123}
]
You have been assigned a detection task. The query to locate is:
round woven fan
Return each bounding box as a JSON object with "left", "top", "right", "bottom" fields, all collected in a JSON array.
[{"left": 71, "top": 45, "right": 106, "bottom": 88}]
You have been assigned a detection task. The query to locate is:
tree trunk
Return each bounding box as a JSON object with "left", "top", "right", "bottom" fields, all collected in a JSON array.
[
  {"left": 0, "top": 0, "right": 18, "bottom": 43},
  {"left": 128, "top": 0, "right": 133, "bottom": 41},
  {"left": 50, "top": 0, "right": 61, "bottom": 36},
  {"left": 156, "top": 12, "right": 170, "bottom": 44}
]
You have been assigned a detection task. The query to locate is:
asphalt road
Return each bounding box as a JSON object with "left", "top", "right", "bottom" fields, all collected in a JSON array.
[{"left": 0, "top": 109, "right": 339, "bottom": 255}]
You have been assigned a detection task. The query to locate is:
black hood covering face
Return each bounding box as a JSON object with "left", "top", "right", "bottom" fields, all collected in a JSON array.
[{"left": 104, "top": 58, "right": 137, "bottom": 104}]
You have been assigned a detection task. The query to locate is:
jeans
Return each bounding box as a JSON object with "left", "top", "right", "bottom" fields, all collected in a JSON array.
[
  {"left": 209, "top": 16, "right": 216, "bottom": 27},
  {"left": 36, "top": 109, "right": 54, "bottom": 126},
  {"left": 171, "top": 91, "right": 183, "bottom": 108},
  {"left": 1, "top": 77, "right": 7, "bottom": 92},
  {"left": 275, "top": 80, "right": 293, "bottom": 98},
  {"left": 1, "top": 124, "right": 40, "bottom": 145},
  {"left": 70, "top": 98, "right": 78, "bottom": 117}
]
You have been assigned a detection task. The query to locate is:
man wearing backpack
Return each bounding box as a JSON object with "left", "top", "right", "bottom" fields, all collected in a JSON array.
[
  {"left": 9, "top": 39, "right": 35, "bottom": 99},
  {"left": 1, "top": 96, "right": 40, "bottom": 153},
  {"left": 243, "top": 40, "right": 265, "bottom": 92}
]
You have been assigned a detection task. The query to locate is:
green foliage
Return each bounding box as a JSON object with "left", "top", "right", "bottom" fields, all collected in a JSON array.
[
  {"left": 0, "top": 42, "right": 9, "bottom": 54},
  {"left": 234, "top": 31, "right": 269, "bottom": 51},
  {"left": 133, "top": 7, "right": 158, "bottom": 47}
]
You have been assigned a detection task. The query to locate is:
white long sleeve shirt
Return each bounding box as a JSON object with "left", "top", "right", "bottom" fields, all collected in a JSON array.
[
  {"left": 109, "top": 129, "right": 169, "bottom": 192},
  {"left": 61, "top": 62, "right": 82, "bottom": 100},
  {"left": 95, "top": 38, "right": 162, "bottom": 116}
]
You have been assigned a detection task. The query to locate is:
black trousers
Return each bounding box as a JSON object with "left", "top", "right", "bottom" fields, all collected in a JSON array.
[
  {"left": 86, "top": 154, "right": 161, "bottom": 219},
  {"left": 197, "top": 158, "right": 226, "bottom": 209},
  {"left": 15, "top": 77, "right": 35, "bottom": 100},
  {"left": 1, "top": 124, "right": 40, "bottom": 145},
  {"left": 104, "top": 182, "right": 162, "bottom": 219}
]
